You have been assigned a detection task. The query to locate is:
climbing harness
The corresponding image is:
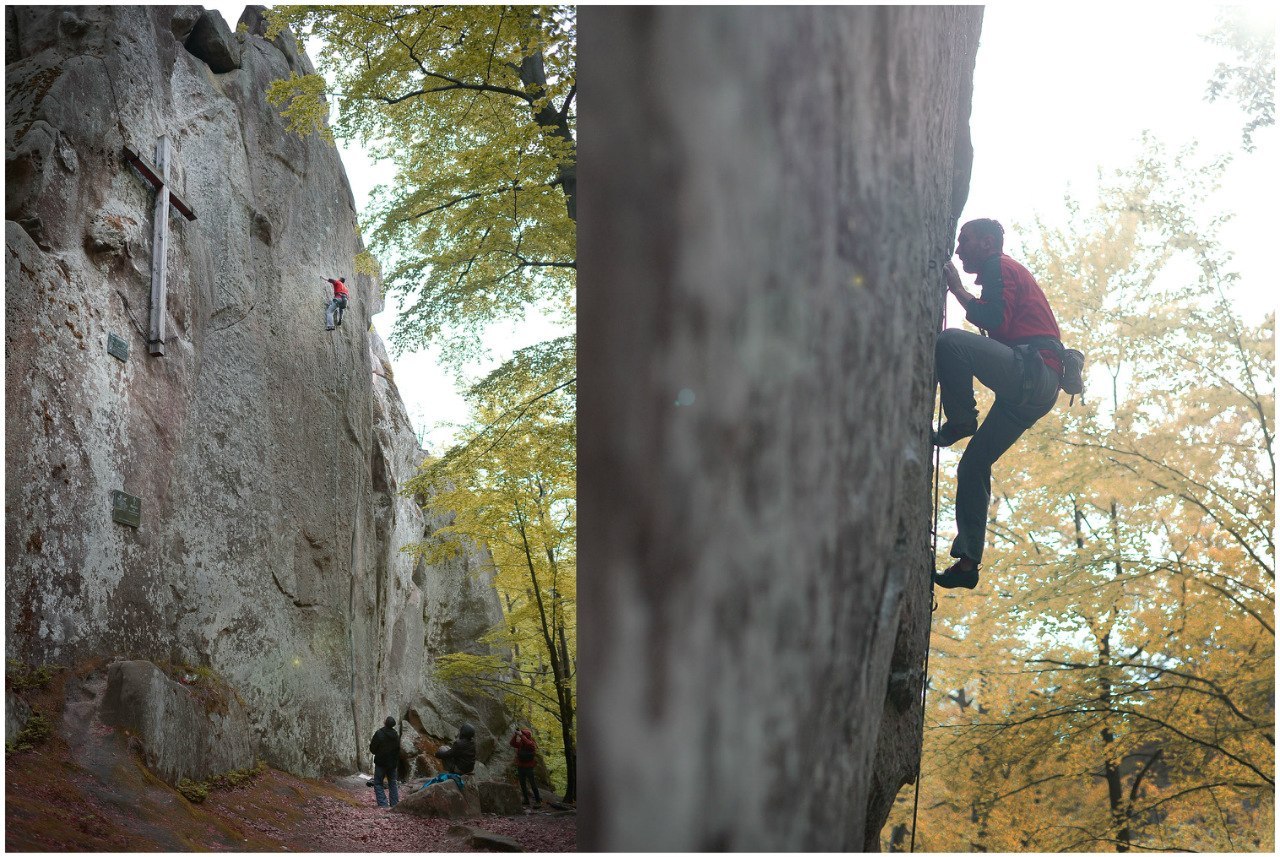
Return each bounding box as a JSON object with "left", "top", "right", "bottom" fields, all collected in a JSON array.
[{"left": 911, "top": 266, "right": 947, "bottom": 853}]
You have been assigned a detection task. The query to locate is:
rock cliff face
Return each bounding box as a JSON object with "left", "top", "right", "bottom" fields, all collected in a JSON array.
[
  {"left": 98, "top": 660, "right": 256, "bottom": 786},
  {"left": 579, "top": 7, "right": 981, "bottom": 850},
  {"left": 5, "top": 5, "right": 505, "bottom": 776}
]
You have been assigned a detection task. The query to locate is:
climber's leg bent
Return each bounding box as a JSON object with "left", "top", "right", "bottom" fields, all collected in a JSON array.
[
  {"left": 937, "top": 339, "right": 1062, "bottom": 588},
  {"left": 946, "top": 358, "right": 1057, "bottom": 575},
  {"left": 934, "top": 329, "right": 1023, "bottom": 446}
]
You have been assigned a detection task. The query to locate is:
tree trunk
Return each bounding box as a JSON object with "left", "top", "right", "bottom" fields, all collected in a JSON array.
[
  {"left": 1099, "top": 640, "right": 1130, "bottom": 851},
  {"left": 514, "top": 500, "right": 577, "bottom": 802},
  {"left": 1100, "top": 502, "right": 1131, "bottom": 851},
  {"left": 501, "top": 590, "right": 533, "bottom": 724},
  {"left": 518, "top": 11, "right": 576, "bottom": 223}
]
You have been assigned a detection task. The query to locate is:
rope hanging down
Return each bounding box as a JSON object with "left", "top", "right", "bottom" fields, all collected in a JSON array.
[
  {"left": 331, "top": 335, "right": 361, "bottom": 761},
  {"left": 910, "top": 269, "right": 947, "bottom": 853}
]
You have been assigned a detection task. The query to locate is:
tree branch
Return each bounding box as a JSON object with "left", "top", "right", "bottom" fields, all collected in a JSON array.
[{"left": 376, "top": 76, "right": 534, "bottom": 105}]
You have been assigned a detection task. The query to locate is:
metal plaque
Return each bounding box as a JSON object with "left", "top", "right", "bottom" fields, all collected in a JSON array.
[
  {"left": 107, "top": 333, "right": 129, "bottom": 362},
  {"left": 110, "top": 490, "right": 141, "bottom": 528}
]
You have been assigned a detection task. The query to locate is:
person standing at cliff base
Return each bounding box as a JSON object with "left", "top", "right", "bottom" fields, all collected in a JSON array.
[
  {"left": 324, "top": 275, "right": 349, "bottom": 330},
  {"left": 933, "top": 218, "right": 1064, "bottom": 590},
  {"left": 510, "top": 727, "right": 542, "bottom": 807},
  {"left": 369, "top": 715, "right": 401, "bottom": 808}
]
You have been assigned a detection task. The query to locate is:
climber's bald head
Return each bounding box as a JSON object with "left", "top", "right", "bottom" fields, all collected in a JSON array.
[{"left": 956, "top": 219, "right": 1004, "bottom": 273}]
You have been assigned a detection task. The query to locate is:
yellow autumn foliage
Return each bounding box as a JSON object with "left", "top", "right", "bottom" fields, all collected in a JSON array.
[{"left": 892, "top": 138, "right": 1273, "bottom": 852}]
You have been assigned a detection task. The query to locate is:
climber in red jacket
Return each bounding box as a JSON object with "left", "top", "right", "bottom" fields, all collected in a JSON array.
[
  {"left": 933, "top": 219, "right": 1065, "bottom": 590},
  {"left": 324, "top": 275, "right": 349, "bottom": 331},
  {"left": 510, "top": 727, "right": 541, "bottom": 808}
]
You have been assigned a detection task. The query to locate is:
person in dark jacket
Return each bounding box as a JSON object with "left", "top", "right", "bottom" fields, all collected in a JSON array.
[
  {"left": 934, "top": 219, "right": 1064, "bottom": 591},
  {"left": 368, "top": 716, "right": 401, "bottom": 807},
  {"left": 509, "top": 727, "right": 541, "bottom": 807},
  {"left": 435, "top": 722, "right": 477, "bottom": 774}
]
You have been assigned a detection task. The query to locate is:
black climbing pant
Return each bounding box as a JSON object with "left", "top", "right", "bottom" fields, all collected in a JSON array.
[
  {"left": 935, "top": 328, "right": 1059, "bottom": 564},
  {"left": 517, "top": 767, "right": 540, "bottom": 804},
  {"left": 326, "top": 296, "right": 347, "bottom": 329}
]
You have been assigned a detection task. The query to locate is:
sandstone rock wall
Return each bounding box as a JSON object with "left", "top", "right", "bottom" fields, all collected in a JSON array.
[
  {"left": 578, "top": 7, "right": 981, "bottom": 850},
  {"left": 99, "top": 659, "right": 255, "bottom": 785},
  {"left": 6, "top": 5, "right": 505, "bottom": 777}
]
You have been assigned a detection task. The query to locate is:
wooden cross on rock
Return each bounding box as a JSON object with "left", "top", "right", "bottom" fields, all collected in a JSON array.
[{"left": 123, "top": 135, "right": 196, "bottom": 356}]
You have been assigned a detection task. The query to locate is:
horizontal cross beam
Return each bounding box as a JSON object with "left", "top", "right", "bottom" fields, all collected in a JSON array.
[{"left": 123, "top": 145, "right": 197, "bottom": 221}]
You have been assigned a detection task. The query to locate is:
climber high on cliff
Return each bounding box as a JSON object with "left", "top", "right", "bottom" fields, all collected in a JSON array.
[
  {"left": 324, "top": 275, "right": 349, "bottom": 331},
  {"left": 932, "top": 219, "right": 1066, "bottom": 590}
]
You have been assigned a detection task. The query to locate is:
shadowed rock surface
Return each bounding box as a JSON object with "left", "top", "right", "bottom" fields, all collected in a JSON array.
[
  {"left": 396, "top": 778, "right": 483, "bottom": 819},
  {"left": 99, "top": 660, "right": 255, "bottom": 785},
  {"left": 451, "top": 825, "right": 526, "bottom": 852},
  {"left": 5, "top": 5, "right": 506, "bottom": 779},
  {"left": 579, "top": 6, "right": 982, "bottom": 851},
  {"left": 184, "top": 8, "right": 241, "bottom": 73},
  {"left": 477, "top": 780, "right": 524, "bottom": 815}
]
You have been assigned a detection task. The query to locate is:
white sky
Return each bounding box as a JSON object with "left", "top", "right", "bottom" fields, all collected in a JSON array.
[
  {"left": 956, "top": 3, "right": 1276, "bottom": 322},
  {"left": 206, "top": 3, "right": 1274, "bottom": 450}
]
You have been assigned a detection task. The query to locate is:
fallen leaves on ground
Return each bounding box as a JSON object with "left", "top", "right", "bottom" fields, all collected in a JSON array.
[{"left": 269, "top": 791, "right": 575, "bottom": 852}]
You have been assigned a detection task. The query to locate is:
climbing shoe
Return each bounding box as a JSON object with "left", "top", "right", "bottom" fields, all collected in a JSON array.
[
  {"left": 931, "top": 420, "right": 977, "bottom": 447},
  {"left": 933, "top": 558, "right": 980, "bottom": 590}
]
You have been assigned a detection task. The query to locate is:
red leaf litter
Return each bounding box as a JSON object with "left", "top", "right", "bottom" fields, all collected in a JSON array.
[
  {"left": 6, "top": 671, "right": 574, "bottom": 852},
  {"left": 223, "top": 779, "right": 578, "bottom": 853}
]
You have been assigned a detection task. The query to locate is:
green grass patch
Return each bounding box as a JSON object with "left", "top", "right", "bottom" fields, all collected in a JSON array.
[
  {"left": 6, "top": 712, "right": 53, "bottom": 754},
  {"left": 178, "top": 761, "right": 268, "bottom": 804},
  {"left": 176, "top": 777, "right": 210, "bottom": 803},
  {"left": 6, "top": 659, "right": 60, "bottom": 691}
]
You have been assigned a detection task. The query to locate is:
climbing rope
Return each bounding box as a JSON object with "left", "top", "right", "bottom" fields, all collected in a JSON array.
[
  {"left": 331, "top": 331, "right": 362, "bottom": 763},
  {"left": 910, "top": 267, "right": 947, "bottom": 853}
]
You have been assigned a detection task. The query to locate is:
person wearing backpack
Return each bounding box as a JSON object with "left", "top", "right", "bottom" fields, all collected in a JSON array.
[
  {"left": 933, "top": 218, "right": 1082, "bottom": 591},
  {"left": 509, "top": 727, "right": 541, "bottom": 807}
]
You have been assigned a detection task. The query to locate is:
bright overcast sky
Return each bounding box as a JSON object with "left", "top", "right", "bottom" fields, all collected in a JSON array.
[
  {"left": 960, "top": 3, "right": 1275, "bottom": 321},
  {"left": 208, "top": 3, "right": 1273, "bottom": 449}
]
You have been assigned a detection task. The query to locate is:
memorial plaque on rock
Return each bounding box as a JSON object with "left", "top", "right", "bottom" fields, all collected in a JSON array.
[
  {"left": 111, "top": 490, "right": 141, "bottom": 527},
  {"left": 107, "top": 333, "right": 129, "bottom": 362}
]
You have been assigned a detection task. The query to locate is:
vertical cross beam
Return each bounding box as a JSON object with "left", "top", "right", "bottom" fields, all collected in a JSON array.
[
  {"left": 149, "top": 135, "right": 171, "bottom": 355},
  {"left": 123, "top": 136, "right": 196, "bottom": 358}
]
